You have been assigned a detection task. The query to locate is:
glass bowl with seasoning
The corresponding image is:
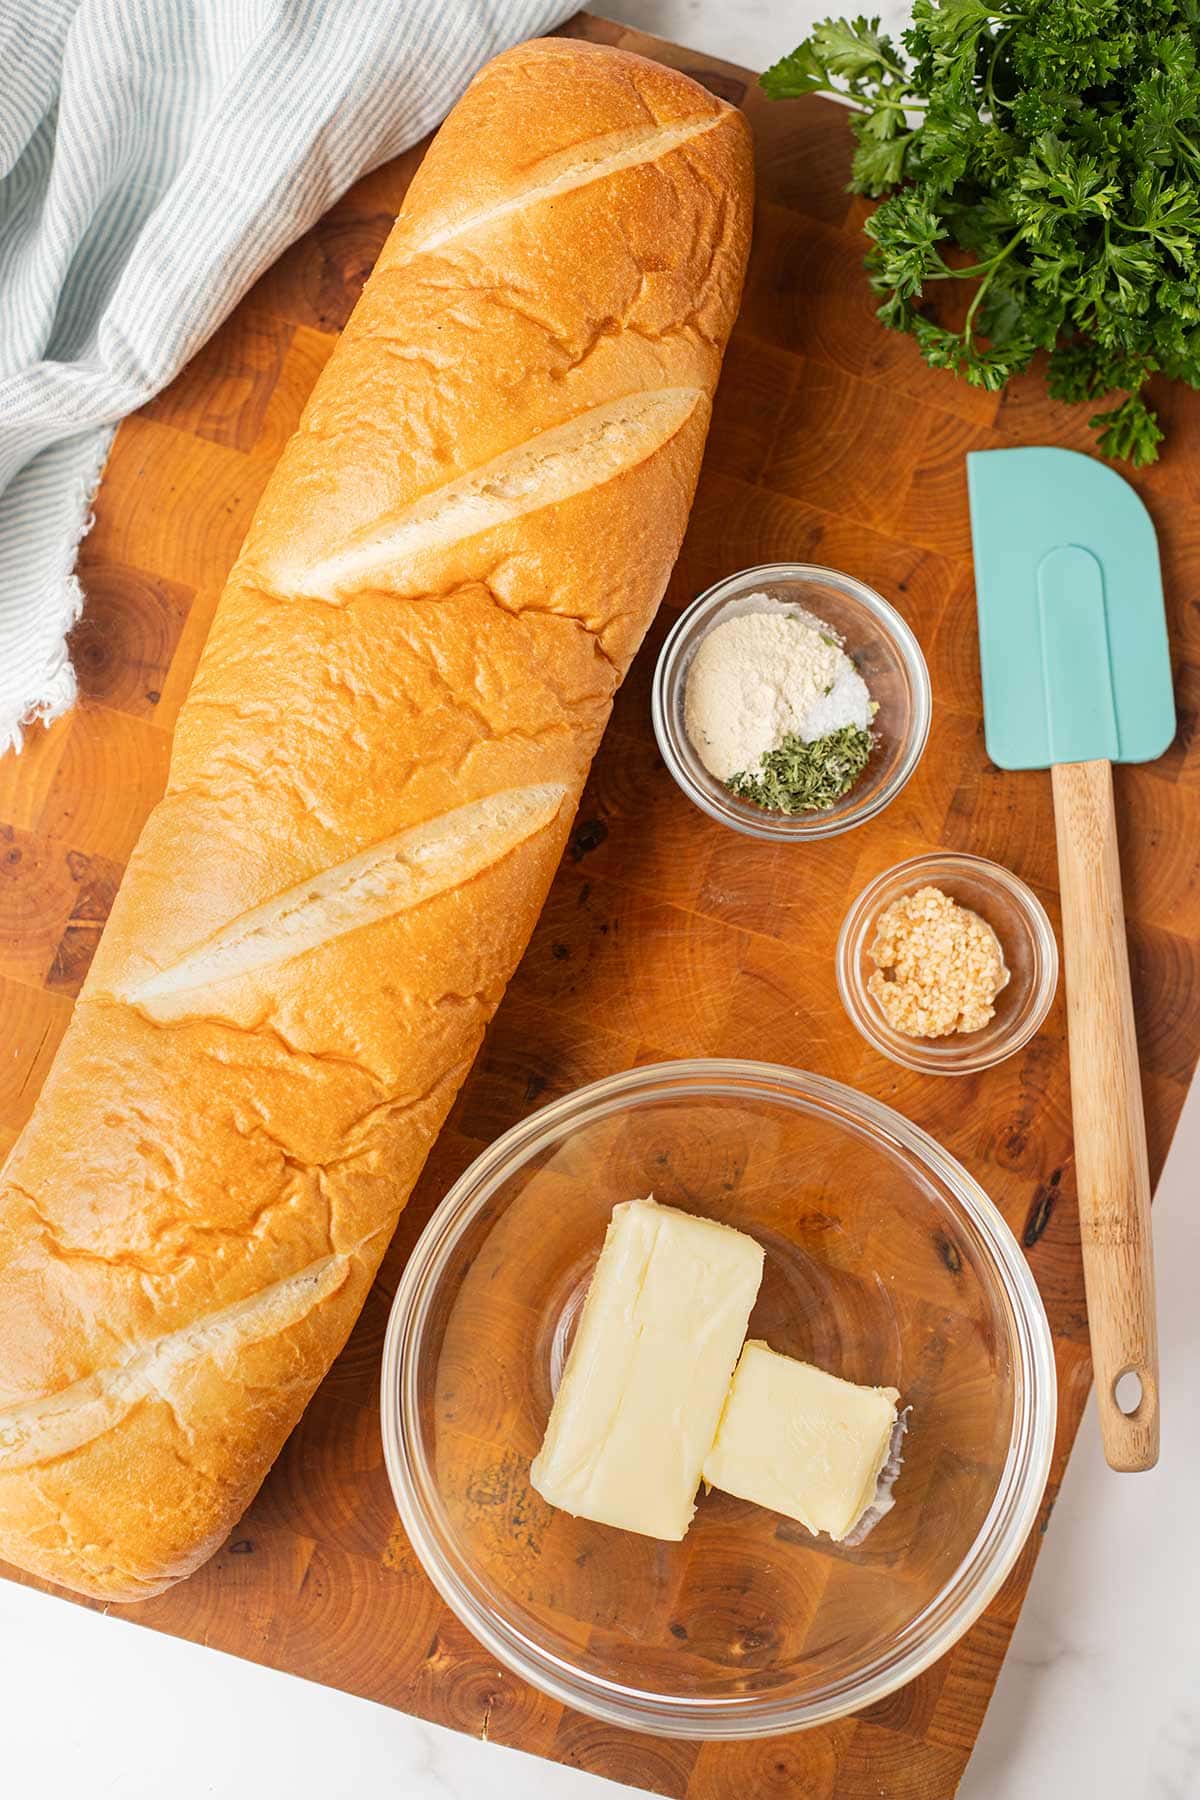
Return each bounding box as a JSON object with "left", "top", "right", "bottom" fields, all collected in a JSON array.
[
  {"left": 381, "top": 1060, "right": 1055, "bottom": 1739},
  {"left": 837, "top": 853, "right": 1060, "bottom": 1075},
  {"left": 651, "top": 563, "right": 932, "bottom": 842}
]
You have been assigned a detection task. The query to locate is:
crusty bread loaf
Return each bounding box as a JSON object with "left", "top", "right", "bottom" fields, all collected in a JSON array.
[{"left": 0, "top": 37, "right": 752, "bottom": 1600}]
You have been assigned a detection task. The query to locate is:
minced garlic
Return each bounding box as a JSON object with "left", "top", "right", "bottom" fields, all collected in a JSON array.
[{"left": 867, "top": 885, "right": 1009, "bottom": 1038}]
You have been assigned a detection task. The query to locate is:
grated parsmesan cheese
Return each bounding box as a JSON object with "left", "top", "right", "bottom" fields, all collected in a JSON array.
[{"left": 684, "top": 601, "right": 873, "bottom": 784}]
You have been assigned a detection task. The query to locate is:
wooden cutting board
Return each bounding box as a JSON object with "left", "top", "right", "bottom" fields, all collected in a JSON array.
[{"left": 3, "top": 13, "right": 1199, "bottom": 1795}]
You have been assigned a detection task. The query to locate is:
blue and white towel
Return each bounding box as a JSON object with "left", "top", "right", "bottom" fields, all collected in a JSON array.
[{"left": 0, "top": 0, "right": 575, "bottom": 755}]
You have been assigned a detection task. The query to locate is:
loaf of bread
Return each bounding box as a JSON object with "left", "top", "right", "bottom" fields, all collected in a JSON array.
[{"left": 0, "top": 38, "right": 752, "bottom": 1600}]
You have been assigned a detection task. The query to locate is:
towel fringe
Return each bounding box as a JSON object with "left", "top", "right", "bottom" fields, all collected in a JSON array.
[{"left": 2, "top": 427, "right": 114, "bottom": 756}]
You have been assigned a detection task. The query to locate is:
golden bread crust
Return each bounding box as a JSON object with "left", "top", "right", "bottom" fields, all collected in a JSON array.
[{"left": 0, "top": 38, "right": 752, "bottom": 1600}]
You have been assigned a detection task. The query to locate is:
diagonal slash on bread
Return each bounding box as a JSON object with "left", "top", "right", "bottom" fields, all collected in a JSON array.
[
  {"left": 119, "top": 783, "right": 569, "bottom": 1016},
  {"left": 281, "top": 389, "right": 706, "bottom": 602},
  {"left": 389, "top": 112, "right": 726, "bottom": 266},
  {"left": 0, "top": 1246, "right": 365, "bottom": 1473}
]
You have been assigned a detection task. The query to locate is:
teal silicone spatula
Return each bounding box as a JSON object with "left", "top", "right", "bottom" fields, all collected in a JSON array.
[{"left": 967, "top": 446, "right": 1175, "bottom": 1473}]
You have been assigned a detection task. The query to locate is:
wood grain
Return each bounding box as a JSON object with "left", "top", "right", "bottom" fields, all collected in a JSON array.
[
  {"left": 2, "top": 13, "right": 1199, "bottom": 1794},
  {"left": 1052, "top": 759, "right": 1159, "bottom": 1470}
]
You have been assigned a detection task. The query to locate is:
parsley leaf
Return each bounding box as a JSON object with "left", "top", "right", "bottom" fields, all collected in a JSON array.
[
  {"left": 1090, "top": 394, "right": 1165, "bottom": 466},
  {"left": 762, "top": 1, "right": 1200, "bottom": 462}
]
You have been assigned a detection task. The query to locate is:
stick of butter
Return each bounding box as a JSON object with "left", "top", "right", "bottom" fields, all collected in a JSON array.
[
  {"left": 703, "top": 1341, "right": 900, "bottom": 1541},
  {"left": 530, "top": 1197, "right": 764, "bottom": 1541}
]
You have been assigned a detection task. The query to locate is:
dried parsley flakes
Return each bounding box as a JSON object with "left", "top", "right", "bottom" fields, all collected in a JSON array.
[{"left": 727, "top": 724, "right": 874, "bottom": 814}]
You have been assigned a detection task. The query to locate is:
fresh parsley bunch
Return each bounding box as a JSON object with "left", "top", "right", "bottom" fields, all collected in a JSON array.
[{"left": 763, "top": 0, "right": 1200, "bottom": 464}]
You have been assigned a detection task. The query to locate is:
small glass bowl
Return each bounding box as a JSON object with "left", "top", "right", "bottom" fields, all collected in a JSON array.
[
  {"left": 651, "top": 563, "right": 932, "bottom": 842},
  {"left": 381, "top": 1060, "right": 1056, "bottom": 1739},
  {"left": 838, "top": 853, "right": 1060, "bottom": 1075}
]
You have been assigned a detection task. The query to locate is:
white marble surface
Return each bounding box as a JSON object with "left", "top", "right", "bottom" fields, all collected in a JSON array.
[
  {"left": 4, "top": 5, "right": 1198, "bottom": 1797},
  {"left": 598, "top": 0, "right": 912, "bottom": 68}
]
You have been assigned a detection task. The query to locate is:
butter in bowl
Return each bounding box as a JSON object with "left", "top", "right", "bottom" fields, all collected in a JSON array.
[
  {"left": 530, "top": 1196, "right": 904, "bottom": 1547},
  {"left": 381, "top": 1059, "right": 1055, "bottom": 1738}
]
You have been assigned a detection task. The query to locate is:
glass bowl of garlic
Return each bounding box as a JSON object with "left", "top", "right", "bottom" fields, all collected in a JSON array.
[
  {"left": 837, "top": 852, "right": 1060, "bottom": 1074},
  {"left": 652, "top": 563, "right": 932, "bottom": 842}
]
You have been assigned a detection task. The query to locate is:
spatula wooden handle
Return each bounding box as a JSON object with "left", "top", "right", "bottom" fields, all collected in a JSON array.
[{"left": 1051, "top": 758, "right": 1159, "bottom": 1471}]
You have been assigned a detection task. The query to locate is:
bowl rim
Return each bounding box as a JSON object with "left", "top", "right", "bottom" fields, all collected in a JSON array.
[
  {"left": 381, "top": 1059, "right": 1056, "bottom": 1739},
  {"left": 651, "top": 562, "right": 933, "bottom": 843},
  {"left": 836, "top": 852, "right": 1061, "bottom": 1075}
]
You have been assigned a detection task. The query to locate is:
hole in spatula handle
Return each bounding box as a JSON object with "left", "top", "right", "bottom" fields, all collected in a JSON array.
[
  {"left": 1099, "top": 1363, "right": 1159, "bottom": 1472},
  {"left": 1114, "top": 1369, "right": 1144, "bottom": 1417}
]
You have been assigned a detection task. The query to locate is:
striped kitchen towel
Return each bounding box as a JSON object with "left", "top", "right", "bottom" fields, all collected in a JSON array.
[{"left": 0, "top": 0, "right": 575, "bottom": 755}]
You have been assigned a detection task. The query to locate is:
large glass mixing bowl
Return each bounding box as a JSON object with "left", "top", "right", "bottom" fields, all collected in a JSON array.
[{"left": 382, "top": 1060, "right": 1055, "bottom": 1738}]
